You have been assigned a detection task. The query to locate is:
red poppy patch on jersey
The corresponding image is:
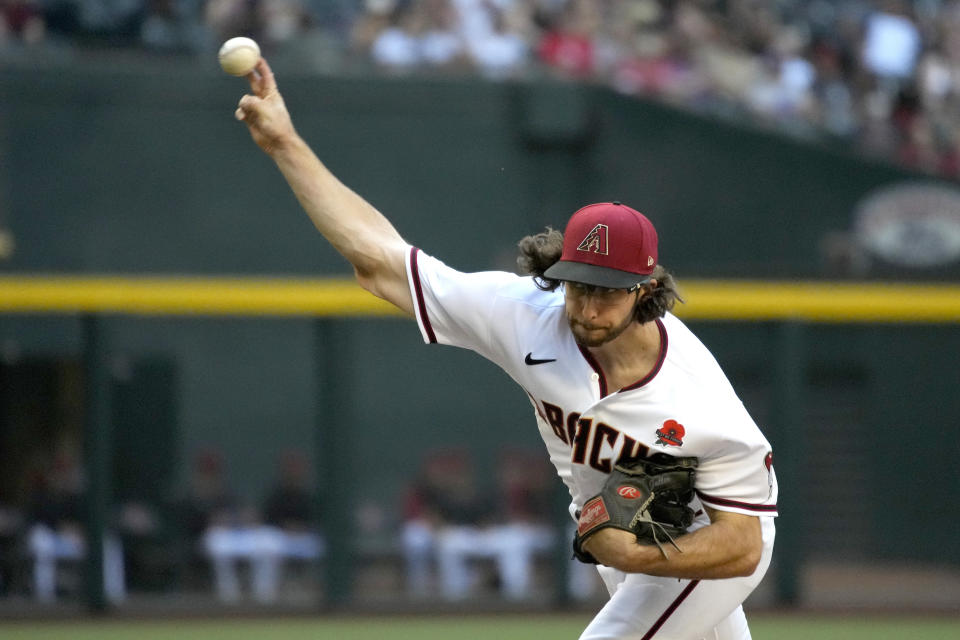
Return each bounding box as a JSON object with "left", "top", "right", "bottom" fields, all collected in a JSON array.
[
  {"left": 764, "top": 452, "right": 774, "bottom": 471},
  {"left": 617, "top": 485, "right": 641, "bottom": 499},
  {"left": 655, "top": 419, "right": 685, "bottom": 447},
  {"left": 577, "top": 496, "right": 611, "bottom": 536}
]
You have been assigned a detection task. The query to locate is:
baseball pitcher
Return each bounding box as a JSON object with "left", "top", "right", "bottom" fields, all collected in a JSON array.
[{"left": 235, "top": 58, "right": 777, "bottom": 640}]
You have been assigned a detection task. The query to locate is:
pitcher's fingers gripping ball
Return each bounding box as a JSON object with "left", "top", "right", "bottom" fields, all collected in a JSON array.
[{"left": 233, "top": 58, "right": 295, "bottom": 154}]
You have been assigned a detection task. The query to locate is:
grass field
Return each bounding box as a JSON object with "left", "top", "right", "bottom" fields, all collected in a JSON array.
[{"left": 1, "top": 614, "right": 959, "bottom": 639}]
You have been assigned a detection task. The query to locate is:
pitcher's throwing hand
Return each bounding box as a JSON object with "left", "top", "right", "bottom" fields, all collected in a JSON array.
[{"left": 235, "top": 58, "right": 296, "bottom": 155}]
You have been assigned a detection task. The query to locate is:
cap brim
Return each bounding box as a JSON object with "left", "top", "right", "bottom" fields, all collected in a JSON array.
[{"left": 543, "top": 260, "right": 652, "bottom": 289}]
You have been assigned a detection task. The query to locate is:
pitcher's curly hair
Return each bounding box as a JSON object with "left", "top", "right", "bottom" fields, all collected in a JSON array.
[{"left": 516, "top": 227, "right": 683, "bottom": 324}]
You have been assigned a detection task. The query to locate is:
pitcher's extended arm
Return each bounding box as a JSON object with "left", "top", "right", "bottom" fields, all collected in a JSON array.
[{"left": 235, "top": 58, "right": 413, "bottom": 314}]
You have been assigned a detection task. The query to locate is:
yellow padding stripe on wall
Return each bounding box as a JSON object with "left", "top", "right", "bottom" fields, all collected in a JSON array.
[
  {"left": 676, "top": 280, "right": 960, "bottom": 322},
  {"left": 0, "top": 276, "right": 397, "bottom": 316},
  {"left": 0, "top": 276, "right": 959, "bottom": 322}
]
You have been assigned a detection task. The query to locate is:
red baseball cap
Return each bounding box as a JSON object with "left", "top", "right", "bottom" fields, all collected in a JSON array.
[{"left": 543, "top": 202, "right": 658, "bottom": 288}]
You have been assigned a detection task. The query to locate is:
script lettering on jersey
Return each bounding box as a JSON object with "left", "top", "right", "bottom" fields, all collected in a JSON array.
[
  {"left": 542, "top": 401, "right": 579, "bottom": 445},
  {"left": 539, "top": 400, "right": 650, "bottom": 473}
]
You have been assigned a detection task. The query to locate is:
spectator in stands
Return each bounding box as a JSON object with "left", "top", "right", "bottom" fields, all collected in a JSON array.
[
  {"left": 0, "top": 0, "right": 46, "bottom": 47},
  {"left": 40, "top": 0, "right": 145, "bottom": 47},
  {"left": 369, "top": 0, "right": 466, "bottom": 73},
  {"left": 256, "top": 0, "right": 312, "bottom": 48},
  {"left": 259, "top": 450, "right": 324, "bottom": 595},
  {"left": 349, "top": 0, "right": 394, "bottom": 59},
  {"left": 26, "top": 450, "right": 126, "bottom": 603},
  {"left": 536, "top": 0, "right": 601, "bottom": 78},
  {"left": 204, "top": 0, "right": 257, "bottom": 47},
  {"left": 400, "top": 449, "right": 485, "bottom": 598},
  {"left": 454, "top": 0, "right": 531, "bottom": 79},
  {"left": 743, "top": 24, "right": 818, "bottom": 132},
  {"left": 495, "top": 447, "right": 601, "bottom": 601},
  {"left": 400, "top": 448, "right": 556, "bottom": 601},
  {"left": 139, "top": 0, "right": 208, "bottom": 53},
  {"left": 175, "top": 448, "right": 281, "bottom": 604},
  {"left": 368, "top": 1, "right": 422, "bottom": 71},
  {"left": 807, "top": 34, "right": 858, "bottom": 139},
  {"left": 606, "top": 2, "right": 705, "bottom": 104},
  {"left": 860, "top": 0, "right": 921, "bottom": 86},
  {"left": 489, "top": 448, "right": 557, "bottom": 599}
]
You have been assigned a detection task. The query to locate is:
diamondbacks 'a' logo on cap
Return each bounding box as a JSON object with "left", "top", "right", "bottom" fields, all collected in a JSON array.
[{"left": 577, "top": 224, "right": 609, "bottom": 255}]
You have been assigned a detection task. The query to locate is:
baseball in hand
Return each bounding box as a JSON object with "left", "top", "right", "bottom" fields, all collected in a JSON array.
[{"left": 218, "top": 37, "right": 261, "bottom": 76}]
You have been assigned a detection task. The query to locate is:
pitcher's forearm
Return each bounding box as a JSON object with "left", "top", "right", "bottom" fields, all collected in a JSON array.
[
  {"left": 268, "top": 136, "right": 413, "bottom": 313},
  {"left": 633, "top": 519, "right": 761, "bottom": 579},
  {"left": 270, "top": 136, "right": 406, "bottom": 274},
  {"left": 583, "top": 512, "right": 763, "bottom": 579}
]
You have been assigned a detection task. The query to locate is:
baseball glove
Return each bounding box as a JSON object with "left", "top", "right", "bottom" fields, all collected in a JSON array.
[{"left": 573, "top": 453, "right": 698, "bottom": 563}]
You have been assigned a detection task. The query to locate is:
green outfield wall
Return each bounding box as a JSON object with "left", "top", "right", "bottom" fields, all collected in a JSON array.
[
  {"left": 3, "top": 61, "right": 957, "bottom": 279},
  {"left": 1, "top": 61, "right": 959, "bottom": 608}
]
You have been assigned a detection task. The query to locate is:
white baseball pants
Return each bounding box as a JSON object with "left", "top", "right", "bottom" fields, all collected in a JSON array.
[{"left": 579, "top": 517, "right": 775, "bottom": 640}]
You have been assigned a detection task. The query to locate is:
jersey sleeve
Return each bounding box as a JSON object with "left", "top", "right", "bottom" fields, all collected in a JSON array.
[
  {"left": 694, "top": 434, "right": 779, "bottom": 518},
  {"left": 406, "top": 247, "right": 518, "bottom": 355}
]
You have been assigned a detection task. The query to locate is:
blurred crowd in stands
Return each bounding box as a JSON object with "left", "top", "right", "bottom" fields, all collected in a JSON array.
[
  {"left": 3, "top": 1, "right": 960, "bottom": 180},
  {"left": 0, "top": 442, "right": 598, "bottom": 604},
  {"left": 0, "top": 447, "right": 329, "bottom": 603}
]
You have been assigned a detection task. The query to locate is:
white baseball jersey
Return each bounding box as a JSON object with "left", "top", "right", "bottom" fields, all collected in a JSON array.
[{"left": 406, "top": 247, "right": 778, "bottom": 639}]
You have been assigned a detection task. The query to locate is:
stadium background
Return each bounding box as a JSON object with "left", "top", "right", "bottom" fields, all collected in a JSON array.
[{"left": 1, "top": 0, "right": 959, "bottom": 634}]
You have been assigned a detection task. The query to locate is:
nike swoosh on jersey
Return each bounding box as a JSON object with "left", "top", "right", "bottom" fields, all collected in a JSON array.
[{"left": 524, "top": 353, "right": 557, "bottom": 365}]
